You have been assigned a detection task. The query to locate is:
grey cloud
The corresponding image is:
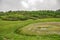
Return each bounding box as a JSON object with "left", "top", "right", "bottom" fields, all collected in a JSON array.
[{"left": 0, "top": 0, "right": 60, "bottom": 11}]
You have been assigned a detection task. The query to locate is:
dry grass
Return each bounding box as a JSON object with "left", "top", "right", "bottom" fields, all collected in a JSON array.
[{"left": 19, "top": 22, "right": 60, "bottom": 35}]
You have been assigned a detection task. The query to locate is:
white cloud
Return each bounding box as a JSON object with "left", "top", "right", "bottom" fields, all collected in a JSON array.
[
  {"left": 39, "top": 0, "right": 44, "bottom": 3},
  {"left": 0, "top": 0, "right": 60, "bottom": 11},
  {"left": 21, "top": 1, "right": 29, "bottom": 8},
  {"left": 27, "top": 0, "right": 36, "bottom": 5}
]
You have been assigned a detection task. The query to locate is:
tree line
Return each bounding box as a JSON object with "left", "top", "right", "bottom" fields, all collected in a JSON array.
[{"left": 0, "top": 10, "right": 60, "bottom": 21}]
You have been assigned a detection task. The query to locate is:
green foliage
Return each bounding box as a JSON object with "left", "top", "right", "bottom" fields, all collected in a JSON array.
[{"left": 0, "top": 10, "right": 60, "bottom": 21}]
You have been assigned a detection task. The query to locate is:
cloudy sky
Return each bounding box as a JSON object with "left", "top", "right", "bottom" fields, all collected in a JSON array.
[{"left": 0, "top": 0, "right": 60, "bottom": 11}]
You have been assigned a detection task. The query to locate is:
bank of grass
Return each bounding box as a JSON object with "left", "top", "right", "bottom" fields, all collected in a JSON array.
[{"left": 0, "top": 18, "right": 60, "bottom": 40}]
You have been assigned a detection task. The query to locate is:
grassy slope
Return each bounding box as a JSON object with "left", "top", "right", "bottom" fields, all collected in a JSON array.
[{"left": 0, "top": 18, "right": 60, "bottom": 40}]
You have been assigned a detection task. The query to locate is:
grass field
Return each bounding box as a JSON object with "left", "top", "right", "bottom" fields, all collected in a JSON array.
[
  {"left": 19, "top": 22, "right": 60, "bottom": 35},
  {"left": 0, "top": 18, "right": 60, "bottom": 40}
]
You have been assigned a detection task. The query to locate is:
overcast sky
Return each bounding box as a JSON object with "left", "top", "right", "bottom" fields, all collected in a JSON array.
[{"left": 0, "top": 0, "right": 60, "bottom": 11}]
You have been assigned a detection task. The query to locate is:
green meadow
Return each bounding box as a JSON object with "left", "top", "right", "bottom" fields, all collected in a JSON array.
[{"left": 0, "top": 10, "right": 60, "bottom": 40}]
